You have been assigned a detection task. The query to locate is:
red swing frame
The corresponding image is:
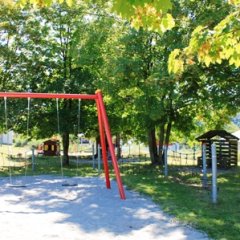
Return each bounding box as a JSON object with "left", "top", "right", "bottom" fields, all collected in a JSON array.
[{"left": 0, "top": 90, "right": 126, "bottom": 200}]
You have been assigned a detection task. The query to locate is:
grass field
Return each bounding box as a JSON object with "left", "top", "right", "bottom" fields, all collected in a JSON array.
[{"left": 121, "top": 164, "right": 240, "bottom": 240}]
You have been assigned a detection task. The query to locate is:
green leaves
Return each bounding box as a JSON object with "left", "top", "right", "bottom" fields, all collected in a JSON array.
[
  {"left": 196, "top": 11, "right": 240, "bottom": 68},
  {"left": 228, "top": 0, "right": 240, "bottom": 5},
  {"left": 0, "top": 0, "right": 14, "bottom": 6},
  {"left": 168, "top": 2, "right": 240, "bottom": 74},
  {"left": 112, "top": 0, "right": 175, "bottom": 34},
  {"left": 2, "top": 0, "right": 76, "bottom": 7},
  {"left": 17, "top": 0, "right": 53, "bottom": 7},
  {"left": 168, "top": 49, "right": 184, "bottom": 74},
  {"left": 112, "top": 0, "right": 135, "bottom": 19},
  {"left": 2, "top": 0, "right": 175, "bottom": 33}
]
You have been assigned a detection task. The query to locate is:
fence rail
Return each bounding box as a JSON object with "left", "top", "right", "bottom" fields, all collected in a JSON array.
[{"left": 167, "top": 150, "right": 201, "bottom": 166}]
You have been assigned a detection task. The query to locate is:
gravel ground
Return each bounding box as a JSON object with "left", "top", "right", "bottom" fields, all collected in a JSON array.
[{"left": 0, "top": 175, "right": 209, "bottom": 240}]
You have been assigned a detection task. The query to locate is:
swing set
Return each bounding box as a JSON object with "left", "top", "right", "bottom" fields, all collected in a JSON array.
[{"left": 0, "top": 90, "right": 126, "bottom": 200}]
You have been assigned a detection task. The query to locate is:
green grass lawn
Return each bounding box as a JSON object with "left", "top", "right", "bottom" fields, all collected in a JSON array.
[
  {"left": 0, "top": 156, "right": 99, "bottom": 177},
  {"left": 0, "top": 156, "right": 239, "bottom": 240},
  {"left": 121, "top": 165, "right": 240, "bottom": 240}
]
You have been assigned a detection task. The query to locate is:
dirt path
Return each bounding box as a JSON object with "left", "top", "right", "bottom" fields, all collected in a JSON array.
[{"left": 0, "top": 176, "right": 209, "bottom": 240}]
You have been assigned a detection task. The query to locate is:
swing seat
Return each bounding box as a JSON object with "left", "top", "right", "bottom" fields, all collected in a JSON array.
[
  {"left": 9, "top": 184, "right": 27, "bottom": 188},
  {"left": 62, "top": 182, "right": 78, "bottom": 187},
  {"left": 62, "top": 179, "right": 78, "bottom": 187}
]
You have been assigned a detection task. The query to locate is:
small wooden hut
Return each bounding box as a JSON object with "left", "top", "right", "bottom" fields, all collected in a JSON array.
[
  {"left": 42, "top": 140, "right": 60, "bottom": 156},
  {"left": 196, "top": 130, "right": 239, "bottom": 169}
]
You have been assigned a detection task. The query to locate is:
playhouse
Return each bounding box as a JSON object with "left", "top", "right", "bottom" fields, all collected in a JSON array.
[{"left": 39, "top": 139, "right": 60, "bottom": 156}]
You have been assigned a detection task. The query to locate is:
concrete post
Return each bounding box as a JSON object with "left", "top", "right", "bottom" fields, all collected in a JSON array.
[
  {"left": 31, "top": 146, "right": 35, "bottom": 172},
  {"left": 164, "top": 146, "right": 168, "bottom": 177},
  {"left": 97, "top": 144, "right": 101, "bottom": 174},
  {"left": 211, "top": 143, "right": 217, "bottom": 204},
  {"left": 202, "top": 143, "right": 208, "bottom": 188},
  {"left": 92, "top": 144, "right": 95, "bottom": 169}
]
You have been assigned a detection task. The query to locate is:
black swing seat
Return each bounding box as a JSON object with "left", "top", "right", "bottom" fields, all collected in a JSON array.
[
  {"left": 62, "top": 182, "right": 78, "bottom": 187},
  {"left": 62, "top": 183, "right": 78, "bottom": 187},
  {"left": 9, "top": 184, "right": 27, "bottom": 188}
]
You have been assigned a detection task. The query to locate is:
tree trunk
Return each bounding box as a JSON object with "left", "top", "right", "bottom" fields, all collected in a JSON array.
[
  {"left": 115, "top": 134, "right": 122, "bottom": 159},
  {"left": 94, "top": 136, "right": 100, "bottom": 158},
  {"left": 62, "top": 131, "right": 70, "bottom": 166},
  {"left": 164, "top": 121, "right": 172, "bottom": 151},
  {"left": 148, "top": 128, "right": 158, "bottom": 164}
]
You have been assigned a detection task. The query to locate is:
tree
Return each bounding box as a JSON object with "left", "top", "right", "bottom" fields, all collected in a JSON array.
[
  {"left": 100, "top": 20, "right": 201, "bottom": 164},
  {"left": 1, "top": 0, "right": 238, "bottom": 167},
  {"left": 100, "top": 0, "right": 240, "bottom": 165},
  {"left": 0, "top": 2, "right": 113, "bottom": 165}
]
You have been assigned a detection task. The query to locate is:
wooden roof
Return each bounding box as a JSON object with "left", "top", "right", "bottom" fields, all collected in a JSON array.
[{"left": 196, "top": 130, "right": 239, "bottom": 141}]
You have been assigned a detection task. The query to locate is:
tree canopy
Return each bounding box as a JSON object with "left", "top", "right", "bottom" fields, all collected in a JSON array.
[
  {"left": 0, "top": 0, "right": 239, "bottom": 165},
  {"left": 2, "top": 0, "right": 239, "bottom": 73},
  {"left": 0, "top": 2, "right": 114, "bottom": 164},
  {"left": 169, "top": 0, "right": 240, "bottom": 74},
  {"left": 1, "top": 0, "right": 175, "bottom": 32}
]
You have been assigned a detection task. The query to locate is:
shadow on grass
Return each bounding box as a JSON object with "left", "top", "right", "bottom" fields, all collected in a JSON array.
[{"left": 121, "top": 165, "right": 240, "bottom": 240}]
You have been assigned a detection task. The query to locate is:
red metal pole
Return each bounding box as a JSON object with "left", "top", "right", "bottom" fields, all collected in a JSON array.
[
  {"left": 95, "top": 90, "right": 126, "bottom": 200},
  {"left": 0, "top": 92, "right": 97, "bottom": 100},
  {"left": 96, "top": 98, "right": 111, "bottom": 189}
]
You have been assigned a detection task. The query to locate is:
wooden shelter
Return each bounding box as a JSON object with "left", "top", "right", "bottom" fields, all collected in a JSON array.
[
  {"left": 196, "top": 130, "right": 239, "bottom": 169},
  {"left": 42, "top": 140, "right": 60, "bottom": 156}
]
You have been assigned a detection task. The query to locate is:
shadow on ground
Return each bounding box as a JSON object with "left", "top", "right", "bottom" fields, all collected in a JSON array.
[{"left": 0, "top": 175, "right": 208, "bottom": 240}]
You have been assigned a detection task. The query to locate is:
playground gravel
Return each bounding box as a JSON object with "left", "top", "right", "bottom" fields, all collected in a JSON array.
[{"left": 0, "top": 175, "right": 209, "bottom": 240}]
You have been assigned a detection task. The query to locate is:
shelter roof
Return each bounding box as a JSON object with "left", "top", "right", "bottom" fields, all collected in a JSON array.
[{"left": 196, "top": 130, "right": 239, "bottom": 141}]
